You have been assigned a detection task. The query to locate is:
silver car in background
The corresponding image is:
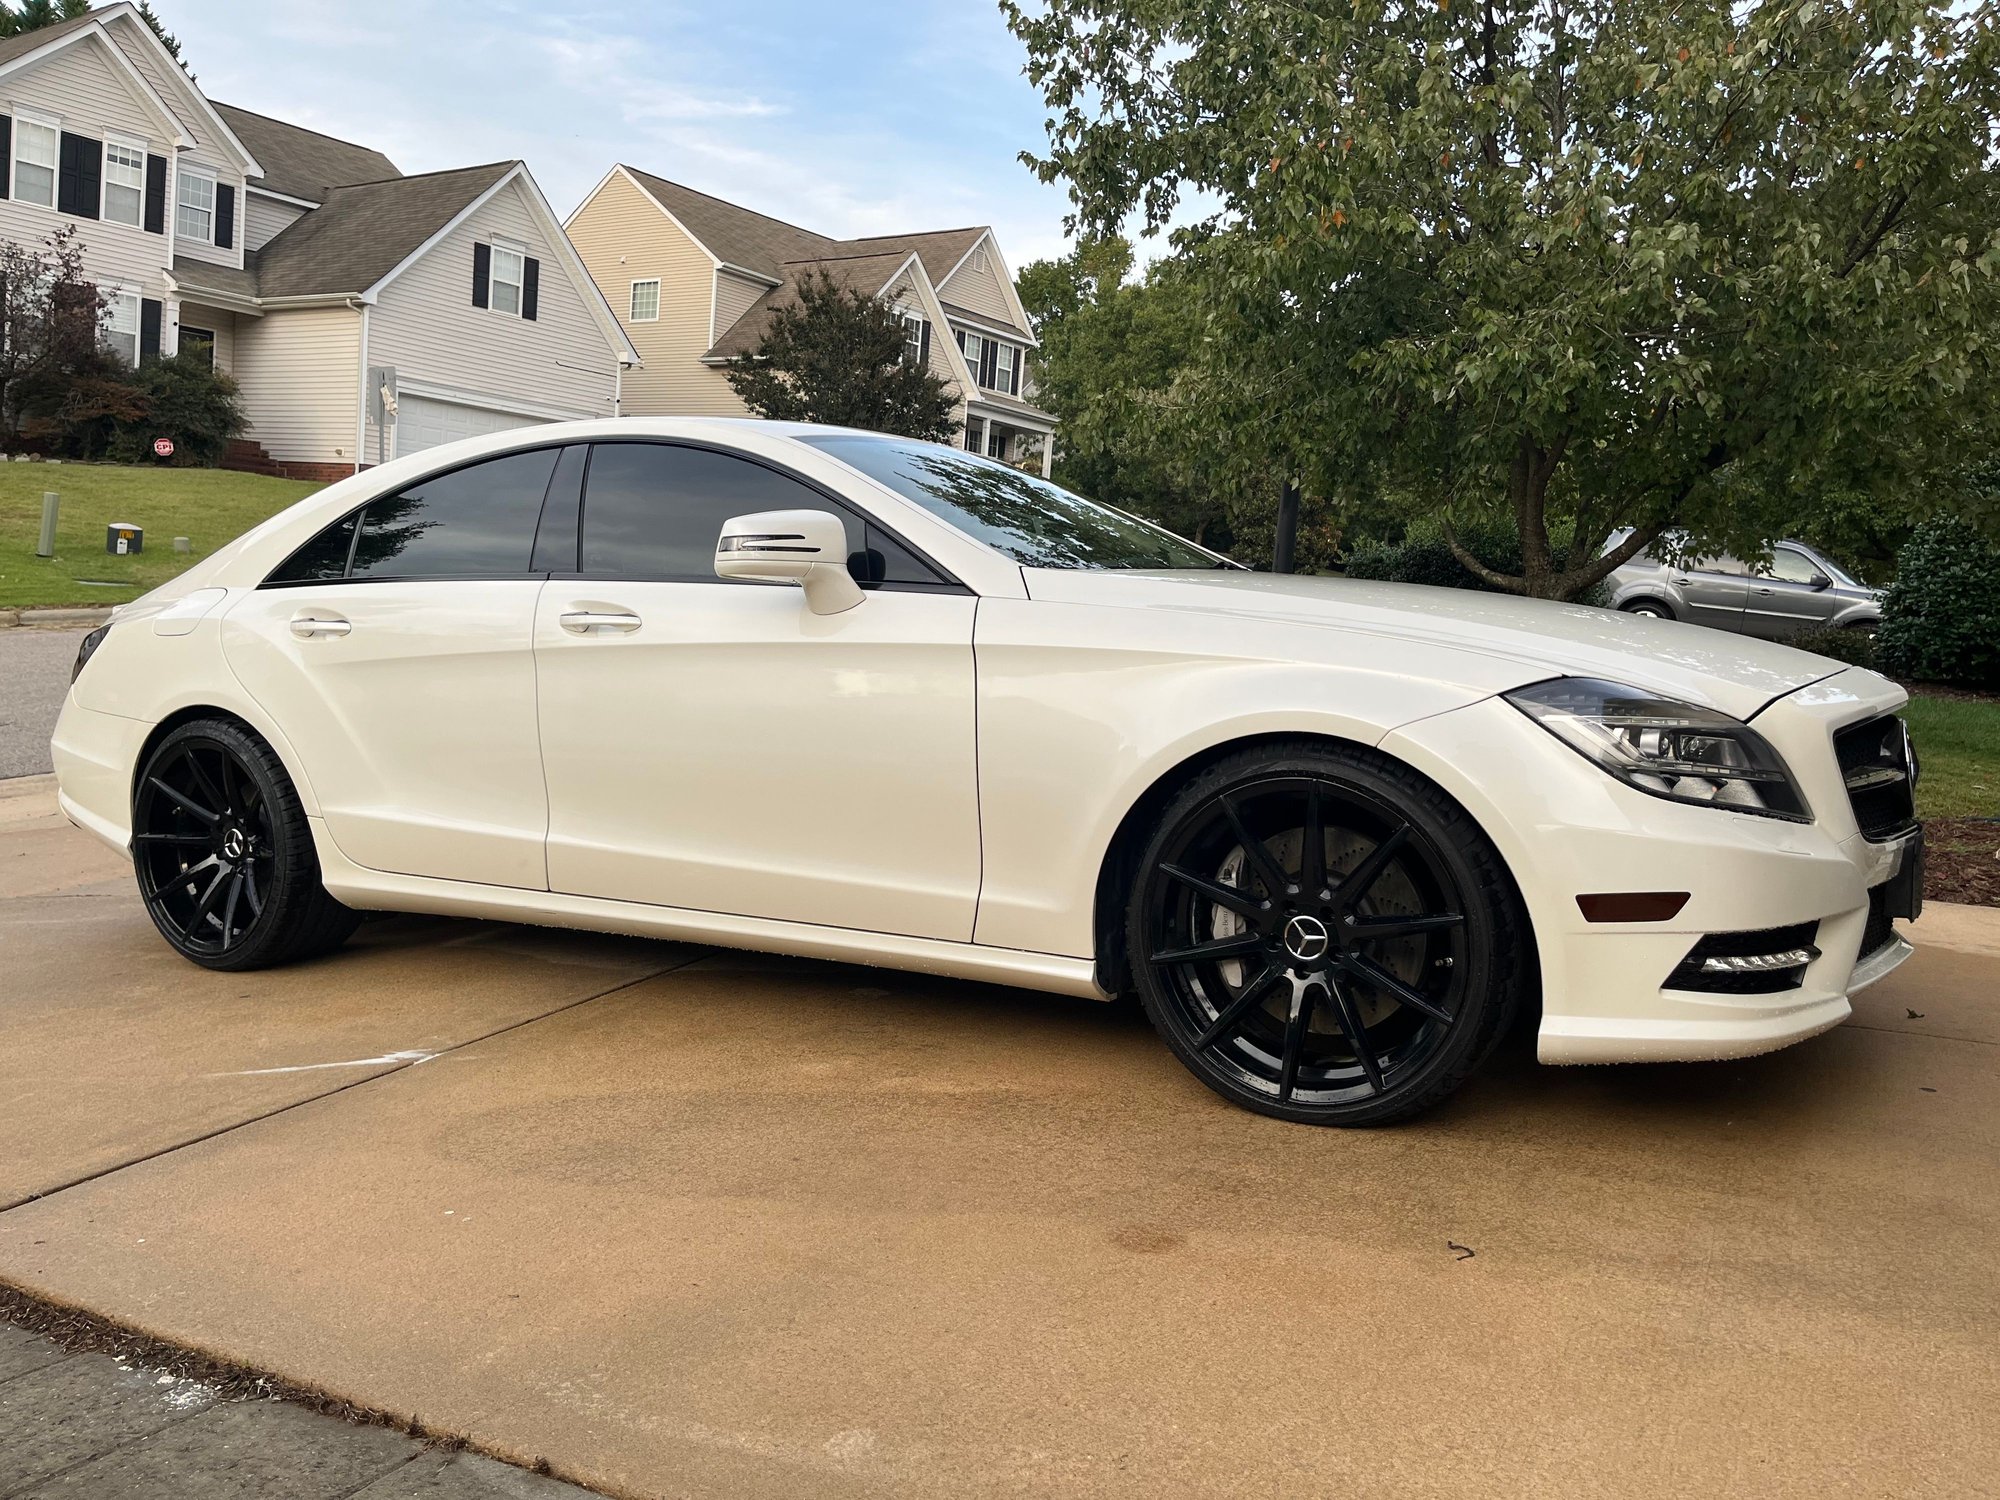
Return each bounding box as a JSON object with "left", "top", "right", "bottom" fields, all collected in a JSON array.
[{"left": 1603, "top": 532, "right": 1884, "bottom": 638}]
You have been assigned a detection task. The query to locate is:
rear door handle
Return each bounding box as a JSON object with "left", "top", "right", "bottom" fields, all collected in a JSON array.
[
  {"left": 559, "top": 609, "right": 642, "bottom": 635},
  {"left": 290, "top": 613, "right": 351, "bottom": 638}
]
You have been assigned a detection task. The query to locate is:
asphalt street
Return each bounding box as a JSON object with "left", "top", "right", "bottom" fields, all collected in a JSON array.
[{"left": 0, "top": 629, "right": 85, "bottom": 781}]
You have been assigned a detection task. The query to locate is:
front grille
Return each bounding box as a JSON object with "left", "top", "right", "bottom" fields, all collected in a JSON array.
[
  {"left": 1665, "top": 921, "right": 1821, "bottom": 995},
  {"left": 1834, "top": 715, "right": 1917, "bottom": 841},
  {"left": 1859, "top": 881, "right": 1897, "bottom": 963}
]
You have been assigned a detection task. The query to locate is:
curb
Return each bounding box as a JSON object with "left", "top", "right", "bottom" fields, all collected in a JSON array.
[{"left": 0, "top": 607, "right": 113, "bottom": 629}]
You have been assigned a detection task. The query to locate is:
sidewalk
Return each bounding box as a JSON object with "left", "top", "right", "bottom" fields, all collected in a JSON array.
[{"left": 1, "top": 1323, "right": 596, "bottom": 1498}]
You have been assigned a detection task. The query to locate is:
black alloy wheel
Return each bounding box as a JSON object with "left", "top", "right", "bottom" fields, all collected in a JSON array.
[
  {"left": 132, "top": 718, "right": 359, "bottom": 971},
  {"left": 1128, "top": 743, "right": 1525, "bottom": 1125}
]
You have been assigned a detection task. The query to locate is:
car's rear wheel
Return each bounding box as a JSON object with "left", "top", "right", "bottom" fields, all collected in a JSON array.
[
  {"left": 132, "top": 718, "right": 359, "bottom": 971},
  {"left": 1127, "top": 742, "right": 1525, "bottom": 1126},
  {"left": 1622, "top": 600, "right": 1673, "bottom": 620}
]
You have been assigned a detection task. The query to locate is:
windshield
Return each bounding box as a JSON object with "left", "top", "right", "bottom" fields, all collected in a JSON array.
[{"left": 804, "top": 435, "right": 1233, "bottom": 571}]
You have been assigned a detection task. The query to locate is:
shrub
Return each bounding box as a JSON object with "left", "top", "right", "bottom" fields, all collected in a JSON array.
[
  {"left": 1875, "top": 517, "right": 2000, "bottom": 689},
  {"left": 106, "top": 351, "right": 245, "bottom": 466},
  {"left": 1342, "top": 513, "right": 1608, "bottom": 605},
  {"left": 1790, "top": 625, "right": 1878, "bottom": 671}
]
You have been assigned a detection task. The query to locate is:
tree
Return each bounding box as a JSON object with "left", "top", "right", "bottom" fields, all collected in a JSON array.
[
  {"left": 724, "top": 270, "right": 960, "bottom": 442},
  {"left": 0, "top": 0, "right": 188, "bottom": 75},
  {"left": 0, "top": 225, "right": 108, "bottom": 446},
  {"left": 0, "top": 0, "right": 87, "bottom": 38},
  {"left": 1005, "top": 0, "right": 2000, "bottom": 598}
]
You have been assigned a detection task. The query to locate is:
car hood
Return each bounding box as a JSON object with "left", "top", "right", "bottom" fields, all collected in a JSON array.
[{"left": 1022, "top": 569, "right": 1847, "bottom": 720}]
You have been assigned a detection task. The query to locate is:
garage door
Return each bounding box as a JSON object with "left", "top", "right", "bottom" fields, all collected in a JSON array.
[{"left": 395, "top": 395, "right": 550, "bottom": 458}]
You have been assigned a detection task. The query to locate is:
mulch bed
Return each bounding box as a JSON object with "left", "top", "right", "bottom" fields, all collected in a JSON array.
[{"left": 1926, "top": 818, "right": 2000, "bottom": 908}]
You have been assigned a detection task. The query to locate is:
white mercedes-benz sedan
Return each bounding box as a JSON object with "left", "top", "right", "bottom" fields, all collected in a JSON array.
[{"left": 52, "top": 418, "right": 1924, "bottom": 1125}]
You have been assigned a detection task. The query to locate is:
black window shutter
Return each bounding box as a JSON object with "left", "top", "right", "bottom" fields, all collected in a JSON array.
[
  {"left": 521, "top": 256, "right": 540, "bottom": 320},
  {"left": 919, "top": 321, "right": 930, "bottom": 365},
  {"left": 0, "top": 118, "right": 10, "bottom": 200},
  {"left": 214, "top": 184, "right": 235, "bottom": 249},
  {"left": 1010, "top": 350, "right": 1020, "bottom": 396},
  {"left": 980, "top": 340, "right": 997, "bottom": 388},
  {"left": 954, "top": 328, "right": 965, "bottom": 351},
  {"left": 58, "top": 132, "right": 101, "bottom": 219},
  {"left": 143, "top": 154, "right": 166, "bottom": 232},
  {"left": 471, "top": 242, "right": 490, "bottom": 308},
  {"left": 139, "top": 298, "right": 162, "bottom": 362}
]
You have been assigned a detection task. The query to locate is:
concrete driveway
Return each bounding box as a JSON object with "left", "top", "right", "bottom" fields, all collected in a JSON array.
[
  {"left": 0, "top": 777, "right": 1995, "bottom": 1499},
  {"left": 0, "top": 629, "right": 86, "bottom": 780}
]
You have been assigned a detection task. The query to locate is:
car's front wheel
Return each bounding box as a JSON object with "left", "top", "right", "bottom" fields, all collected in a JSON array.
[
  {"left": 1127, "top": 742, "right": 1526, "bottom": 1126},
  {"left": 132, "top": 717, "right": 359, "bottom": 971}
]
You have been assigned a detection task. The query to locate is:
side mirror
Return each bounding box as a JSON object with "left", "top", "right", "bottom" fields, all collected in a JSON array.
[
  {"left": 1809, "top": 572, "right": 1832, "bottom": 591},
  {"left": 714, "top": 509, "right": 864, "bottom": 616}
]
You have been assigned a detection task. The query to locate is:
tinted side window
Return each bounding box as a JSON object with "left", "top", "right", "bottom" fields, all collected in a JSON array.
[
  {"left": 349, "top": 449, "right": 560, "bottom": 580},
  {"left": 582, "top": 443, "right": 837, "bottom": 578},
  {"left": 269, "top": 512, "right": 358, "bottom": 583}
]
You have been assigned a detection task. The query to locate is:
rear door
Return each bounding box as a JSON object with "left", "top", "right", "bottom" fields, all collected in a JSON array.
[
  {"left": 1742, "top": 545, "right": 1837, "bottom": 637},
  {"left": 532, "top": 440, "right": 982, "bottom": 939},
  {"left": 222, "top": 447, "right": 571, "bottom": 890},
  {"left": 1677, "top": 556, "right": 1752, "bottom": 630}
]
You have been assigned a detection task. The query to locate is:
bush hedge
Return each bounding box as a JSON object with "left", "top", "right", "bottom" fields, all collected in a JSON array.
[
  {"left": 1343, "top": 515, "right": 1609, "bottom": 605},
  {"left": 20, "top": 350, "right": 243, "bottom": 466},
  {"left": 1875, "top": 517, "right": 2000, "bottom": 689},
  {"left": 1790, "top": 625, "right": 1878, "bottom": 671}
]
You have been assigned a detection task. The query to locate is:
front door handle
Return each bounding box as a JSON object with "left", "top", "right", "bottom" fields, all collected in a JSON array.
[
  {"left": 290, "top": 613, "right": 351, "bottom": 638},
  {"left": 559, "top": 609, "right": 642, "bottom": 635}
]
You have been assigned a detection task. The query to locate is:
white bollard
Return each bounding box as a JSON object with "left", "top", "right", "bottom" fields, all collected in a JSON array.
[{"left": 36, "top": 492, "right": 58, "bottom": 559}]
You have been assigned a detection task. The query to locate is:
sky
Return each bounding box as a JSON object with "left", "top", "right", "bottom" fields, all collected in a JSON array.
[{"left": 159, "top": 0, "right": 1085, "bottom": 269}]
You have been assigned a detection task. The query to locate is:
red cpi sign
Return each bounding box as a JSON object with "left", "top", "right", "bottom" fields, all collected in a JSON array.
[{"left": 153, "top": 437, "right": 174, "bottom": 458}]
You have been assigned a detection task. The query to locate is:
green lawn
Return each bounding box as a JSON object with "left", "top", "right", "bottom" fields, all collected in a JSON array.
[
  {"left": 1904, "top": 693, "right": 2000, "bottom": 820},
  {"left": 0, "top": 463, "right": 323, "bottom": 609}
]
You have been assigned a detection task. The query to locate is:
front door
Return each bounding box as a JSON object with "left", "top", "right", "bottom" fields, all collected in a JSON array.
[
  {"left": 533, "top": 440, "right": 982, "bottom": 940},
  {"left": 1741, "top": 545, "right": 1837, "bottom": 638},
  {"left": 222, "top": 447, "right": 567, "bottom": 889}
]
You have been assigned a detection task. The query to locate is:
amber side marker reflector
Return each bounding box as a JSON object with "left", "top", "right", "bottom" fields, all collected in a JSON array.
[{"left": 1577, "top": 891, "right": 1691, "bottom": 923}]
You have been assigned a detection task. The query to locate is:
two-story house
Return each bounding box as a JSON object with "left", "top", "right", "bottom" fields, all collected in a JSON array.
[
  {"left": 566, "top": 165, "right": 1055, "bottom": 473},
  {"left": 0, "top": 5, "right": 636, "bottom": 478}
]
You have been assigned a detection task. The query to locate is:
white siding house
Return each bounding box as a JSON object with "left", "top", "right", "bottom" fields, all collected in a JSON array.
[{"left": 0, "top": 5, "right": 635, "bottom": 479}]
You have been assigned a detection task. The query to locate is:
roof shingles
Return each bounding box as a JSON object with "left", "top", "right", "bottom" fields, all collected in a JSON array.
[
  {"left": 253, "top": 162, "right": 514, "bottom": 299},
  {"left": 211, "top": 101, "right": 401, "bottom": 203}
]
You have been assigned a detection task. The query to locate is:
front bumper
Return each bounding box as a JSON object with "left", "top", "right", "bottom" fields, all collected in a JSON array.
[{"left": 1380, "top": 668, "right": 1917, "bottom": 1065}]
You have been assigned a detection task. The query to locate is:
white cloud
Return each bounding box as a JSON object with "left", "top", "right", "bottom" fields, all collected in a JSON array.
[{"left": 163, "top": 0, "right": 1079, "bottom": 272}]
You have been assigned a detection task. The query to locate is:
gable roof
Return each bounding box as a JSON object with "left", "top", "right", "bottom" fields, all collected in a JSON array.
[
  {"left": 613, "top": 167, "right": 1032, "bottom": 344},
  {"left": 253, "top": 161, "right": 512, "bottom": 299},
  {"left": 0, "top": 9, "right": 99, "bottom": 68},
  {"left": 212, "top": 101, "right": 400, "bottom": 204},
  {"left": 705, "top": 250, "right": 920, "bottom": 359},
  {"left": 621, "top": 166, "right": 833, "bottom": 279}
]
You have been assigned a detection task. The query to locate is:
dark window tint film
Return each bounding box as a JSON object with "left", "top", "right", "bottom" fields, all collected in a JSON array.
[
  {"left": 269, "top": 512, "right": 358, "bottom": 583},
  {"left": 349, "top": 449, "right": 560, "bottom": 580}
]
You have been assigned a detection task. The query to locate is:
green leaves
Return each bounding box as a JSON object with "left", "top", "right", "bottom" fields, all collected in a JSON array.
[{"left": 1008, "top": 0, "right": 2000, "bottom": 596}]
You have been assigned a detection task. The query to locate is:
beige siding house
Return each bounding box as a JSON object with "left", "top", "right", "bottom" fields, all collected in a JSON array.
[
  {"left": 568, "top": 165, "right": 1056, "bottom": 471},
  {"left": 0, "top": 4, "right": 636, "bottom": 479}
]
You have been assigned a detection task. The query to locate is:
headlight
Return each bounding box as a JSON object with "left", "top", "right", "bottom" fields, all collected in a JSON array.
[
  {"left": 71, "top": 623, "right": 111, "bottom": 683},
  {"left": 1505, "top": 677, "right": 1810, "bottom": 822}
]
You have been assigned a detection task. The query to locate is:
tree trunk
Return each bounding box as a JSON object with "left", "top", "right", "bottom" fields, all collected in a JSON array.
[{"left": 1272, "top": 480, "right": 1300, "bottom": 573}]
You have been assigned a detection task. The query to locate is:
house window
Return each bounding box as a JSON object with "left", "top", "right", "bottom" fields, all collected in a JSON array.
[
  {"left": 994, "top": 342, "right": 1015, "bottom": 392},
  {"left": 13, "top": 114, "right": 58, "bottom": 209},
  {"left": 900, "top": 313, "right": 925, "bottom": 366},
  {"left": 103, "top": 289, "right": 140, "bottom": 366},
  {"left": 629, "top": 278, "right": 660, "bottom": 321},
  {"left": 176, "top": 168, "right": 215, "bottom": 243},
  {"left": 986, "top": 426, "right": 1008, "bottom": 460},
  {"left": 180, "top": 325, "right": 215, "bottom": 368},
  {"left": 103, "top": 137, "right": 145, "bottom": 226},
  {"left": 489, "top": 245, "right": 525, "bottom": 316},
  {"left": 964, "top": 418, "right": 984, "bottom": 454},
  {"left": 959, "top": 330, "right": 985, "bottom": 386}
]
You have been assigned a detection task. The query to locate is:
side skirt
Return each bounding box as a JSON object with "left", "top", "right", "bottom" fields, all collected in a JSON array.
[{"left": 311, "top": 820, "right": 1110, "bottom": 1001}]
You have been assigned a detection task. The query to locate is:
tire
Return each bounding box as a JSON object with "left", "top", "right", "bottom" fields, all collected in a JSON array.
[
  {"left": 1126, "top": 741, "right": 1526, "bottom": 1126},
  {"left": 131, "top": 717, "right": 360, "bottom": 972},
  {"left": 1621, "top": 600, "right": 1673, "bottom": 620}
]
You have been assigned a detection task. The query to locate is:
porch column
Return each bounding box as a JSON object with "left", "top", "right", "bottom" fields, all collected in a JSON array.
[{"left": 1040, "top": 436, "right": 1054, "bottom": 477}]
